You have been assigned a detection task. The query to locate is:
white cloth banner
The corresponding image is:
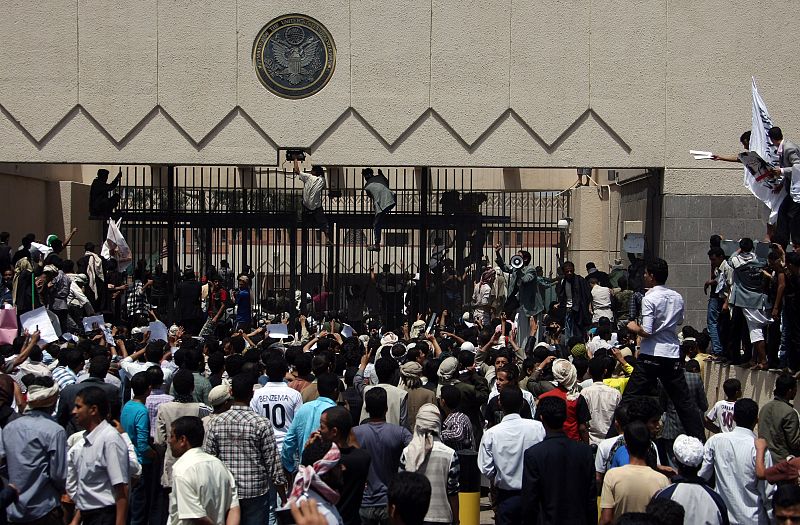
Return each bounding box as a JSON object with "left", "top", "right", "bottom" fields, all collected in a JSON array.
[
  {"left": 748, "top": 78, "right": 784, "bottom": 224},
  {"left": 101, "top": 218, "right": 133, "bottom": 272}
]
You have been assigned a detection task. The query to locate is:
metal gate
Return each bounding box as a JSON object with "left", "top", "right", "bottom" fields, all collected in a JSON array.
[{"left": 117, "top": 165, "right": 569, "bottom": 319}]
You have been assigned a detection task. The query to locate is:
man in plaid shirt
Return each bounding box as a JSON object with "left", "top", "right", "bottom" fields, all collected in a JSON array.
[{"left": 204, "top": 373, "right": 286, "bottom": 525}]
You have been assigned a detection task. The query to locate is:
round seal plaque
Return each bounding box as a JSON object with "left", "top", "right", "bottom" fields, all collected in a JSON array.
[{"left": 252, "top": 14, "right": 336, "bottom": 99}]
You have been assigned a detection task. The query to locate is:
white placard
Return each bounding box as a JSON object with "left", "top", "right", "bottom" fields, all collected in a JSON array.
[
  {"left": 100, "top": 326, "right": 115, "bottom": 346},
  {"left": 148, "top": 321, "right": 169, "bottom": 342},
  {"left": 267, "top": 323, "right": 289, "bottom": 338},
  {"left": 19, "top": 307, "right": 58, "bottom": 344},
  {"left": 623, "top": 233, "right": 645, "bottom": 254},
  {"left": 341, "top": 324, "right": 354, "bottom": 338},
  {"left": 82, "top": 315, "right": 106, "bottom": 333}
]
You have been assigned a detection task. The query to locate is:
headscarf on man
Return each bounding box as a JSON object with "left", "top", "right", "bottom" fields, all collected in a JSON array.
[
  {"left": 289, "top": 441, "right": 342, "bottom": 505},
  {"left": 551, "top": 358, "right": 580, "bottom": 401},
  {"left": 12, "top": 256, "right": 33, "bottom": 307},
  {"left": 400, "top": 361, "right": 424, "bottom": 390},
  {"left": 404, "top": 403, "right": 442, "bottom": 472},
  {"left": 480, "top": 268, "right": 496, "bottom": 286},
  {"left": 437, "top": 357, "right": 459, "bottom": 383},
  {"left": 25, "top": 384, "right": 59, "bottom": 412}
]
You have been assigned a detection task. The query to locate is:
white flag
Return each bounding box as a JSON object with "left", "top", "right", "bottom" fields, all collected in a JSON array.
[
  {"left": 748, "top": 78, "right": 784, "bottom": 224},
  {"left": 101, "top": 218, "right": 133, "bottom": 272}
]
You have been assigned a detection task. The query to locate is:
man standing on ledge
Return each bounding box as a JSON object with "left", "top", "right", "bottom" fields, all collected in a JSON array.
[
  {"left": 362, "top": 168, "right": 396, "bottom": 252},
  {"left": 623, "top": 258, "right": 705, "bottom": 441},
  {"left": 291, "top": 158, "right": 333, "bottom": 247}
]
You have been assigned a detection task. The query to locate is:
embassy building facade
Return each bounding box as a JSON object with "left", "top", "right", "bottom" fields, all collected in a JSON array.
[{"left": 0, "top": 0, "right": 794, "bottom": 331}]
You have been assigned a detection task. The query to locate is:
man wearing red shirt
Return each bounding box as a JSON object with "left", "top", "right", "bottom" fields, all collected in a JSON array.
[{"left": 536, "top": 359, "right": 591, "bottom": 442}]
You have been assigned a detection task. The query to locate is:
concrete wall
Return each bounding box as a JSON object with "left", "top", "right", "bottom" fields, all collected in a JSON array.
[
  {"left": 659, "top": 167, "right": 770, "bottom": 327},
  {"left": 1, "top": 0, "right": 797, "bottom": 173},
  {"left": 0, "top": 168, "right": 103, "bottom": 259}
]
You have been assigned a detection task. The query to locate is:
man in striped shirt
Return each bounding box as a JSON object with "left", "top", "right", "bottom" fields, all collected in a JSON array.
[{"left": 51, "top": 348, "right": 83, "bottom": 390}]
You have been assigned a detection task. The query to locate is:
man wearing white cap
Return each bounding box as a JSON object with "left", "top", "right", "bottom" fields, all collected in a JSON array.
[{"left": 652, "top": 434, "right": 729, "bottom": 525}]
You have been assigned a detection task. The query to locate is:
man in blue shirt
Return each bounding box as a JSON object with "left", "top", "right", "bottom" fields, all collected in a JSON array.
[
  {"left": 120, "top": 372, "right": 153, "bottom": 525},
  {"left": 352, "top": 388, "right": 412, "bottom": 525},
  {"left": 281, "top": 373, "right": 339, "bottom": 473},
  {"left": 3, "top": 377, "right": 67, "bottom": 525}
]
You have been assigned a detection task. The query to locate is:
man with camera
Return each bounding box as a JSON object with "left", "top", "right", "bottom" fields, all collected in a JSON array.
[
  {"left": 495, "top": 242, "right": 537, "bottom": 348},
  {"left": 289, "top": 155, "right": 333, "bottom": 246}
]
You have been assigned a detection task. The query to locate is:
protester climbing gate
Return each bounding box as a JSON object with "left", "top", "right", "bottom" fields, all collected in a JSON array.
[{"left": 116, "top": 165, "right": 569, "bottom": 315}]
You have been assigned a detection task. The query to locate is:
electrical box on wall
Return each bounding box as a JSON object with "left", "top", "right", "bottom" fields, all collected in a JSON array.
[{"left": 623, "top": 220, "right": 643, "bottom": 235}]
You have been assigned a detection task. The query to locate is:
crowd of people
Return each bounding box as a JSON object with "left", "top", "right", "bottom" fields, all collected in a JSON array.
[{"left": 1, "top": 217, "right": 800, "bottom": 525}]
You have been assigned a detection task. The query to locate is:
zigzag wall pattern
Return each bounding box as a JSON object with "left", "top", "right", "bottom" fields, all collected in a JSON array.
[{"left": 0, "top": 104, "right": 631, "bottom": 154}]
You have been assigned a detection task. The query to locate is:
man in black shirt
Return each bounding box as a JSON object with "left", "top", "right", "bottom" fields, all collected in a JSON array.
[
  {"left": 89, "top": 168, "right": 122, "bottom": 218},
  {"left": 317, "top": 406, "right": 371, "bottom": 525}
]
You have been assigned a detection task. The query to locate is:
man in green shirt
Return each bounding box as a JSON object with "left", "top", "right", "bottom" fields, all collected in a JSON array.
[{"left": 759, "top": 374, "right": 800, "bottom": 463}]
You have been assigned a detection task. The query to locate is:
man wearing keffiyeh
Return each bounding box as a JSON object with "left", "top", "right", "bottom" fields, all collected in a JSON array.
[
  {"left": 537, "top": 359, "right": 592, "bottom": 443},
  {"left": 287, "top": 439, "right": 344, "bottom": 525},
  {"left": 399, "top": 404, "right": 460, "bottom": 525}
]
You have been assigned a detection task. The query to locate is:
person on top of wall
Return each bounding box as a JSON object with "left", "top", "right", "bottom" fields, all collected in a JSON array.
[
  {"left": 290, "top": 157, "right": 334, "bottom": 247},
  {"left": 89, "top": 168, "right": 123, "bottom": 219}
]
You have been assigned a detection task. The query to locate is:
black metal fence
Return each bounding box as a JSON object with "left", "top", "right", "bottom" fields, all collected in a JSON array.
[{"left": 117, "top": 165, "right": 569, "bottom": 316}]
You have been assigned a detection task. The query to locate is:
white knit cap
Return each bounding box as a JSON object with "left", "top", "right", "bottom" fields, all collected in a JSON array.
[{"left": 673, "top": 434, "right": 704, "bottom": 467}]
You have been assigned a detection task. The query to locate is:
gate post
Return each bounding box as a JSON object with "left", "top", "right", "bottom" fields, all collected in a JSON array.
[
  {"left": 166, "top": 165, "right": 176, "bottom": 321},
  {"left": 417, "top": 166, "right": 430, "bottom": 315}
]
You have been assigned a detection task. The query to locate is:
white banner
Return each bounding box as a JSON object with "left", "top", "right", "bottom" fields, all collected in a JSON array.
[
  {"left": 101, "top": 218, "right": 133, "bottom": 272},
  {"left": 748, "top": 78, "right": 784, "bottom": 224}
]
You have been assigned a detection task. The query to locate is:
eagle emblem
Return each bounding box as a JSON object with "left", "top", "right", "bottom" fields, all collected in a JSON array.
[{"left": 253, "top": 14, "right": 336, "bottom": 99}]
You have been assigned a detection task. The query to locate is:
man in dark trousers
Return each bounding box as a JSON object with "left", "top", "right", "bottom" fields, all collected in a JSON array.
[
  {"left": 362, "top": 168, "right": 396, "bottom": 252},
  {"left": 175, "top": 269, "right": 203, "bottom": 335},
  {"left": 556, "top": 261, "right": 592, "bottom": 340},
  {"left": 521, "top": 396, "right": 596, "bottom": 525},
  {"left": 624, "top": 258, "right": 705, "bottom": 442},
  {"left": 768, "top": 126, "right": 800, "bottom": 249}
]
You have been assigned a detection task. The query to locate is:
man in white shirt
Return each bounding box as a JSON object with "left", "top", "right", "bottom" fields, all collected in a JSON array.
[
  {"left": 478, "top": 388, "right": 545, "bottom": 525},
  {"left": 66, "top": 386, "right": 130, "bottom": 525},
  {"left": 624, "top": 258, "right": 705, "bottom": 441},
  {"left": 699, "top": 398, "right": 775, "bottom": 525},
  {"left": 291, "top": 158, "right": 332, "bottom": 246},
  {"left": 589, "top": 278, "right": 614, "bottom": 323},
  {"left": 169, "top": 415, "right": 240, "bottom": 525},
  {"left": 705, "top": 378, "right": 740, "bottom": 434},
  {"left": 581, "top": 357, "right": 621, "bottom": 445},
  {"left": 250, "top": 355, "right": 303, "bottom": 452},
  {"left": 119, "top": 341, "right": 173, "bottom": 386}
]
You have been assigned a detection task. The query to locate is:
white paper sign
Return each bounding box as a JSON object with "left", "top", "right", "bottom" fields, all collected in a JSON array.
[
  {"left": 82, "top": 315, "right": 106, "bottom": 333},
  {"left": 623, "top": 233, "right": 645, "bottom": 254},
  {"left": 689, "top": 149, "right": 713, "bottom": 160},
  {"left": 267, "top": 323, "right": 289, "bottom": 339},
  {"left": 148, "top": 321, "right": 169, "bottom": 342},
  {"left": 100, "top": 326, "right": 115, "bottom": 346},
  {"left": 19, "top": 307, "right": 58, "bottom": 345},
  {"left": 341, "top": 324, "right": 354, "bottom": 338}
]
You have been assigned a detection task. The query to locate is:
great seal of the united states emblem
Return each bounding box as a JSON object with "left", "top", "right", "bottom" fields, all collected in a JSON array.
[{"left": 252, "top": 14, "right": 336, "bottom": 99}]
